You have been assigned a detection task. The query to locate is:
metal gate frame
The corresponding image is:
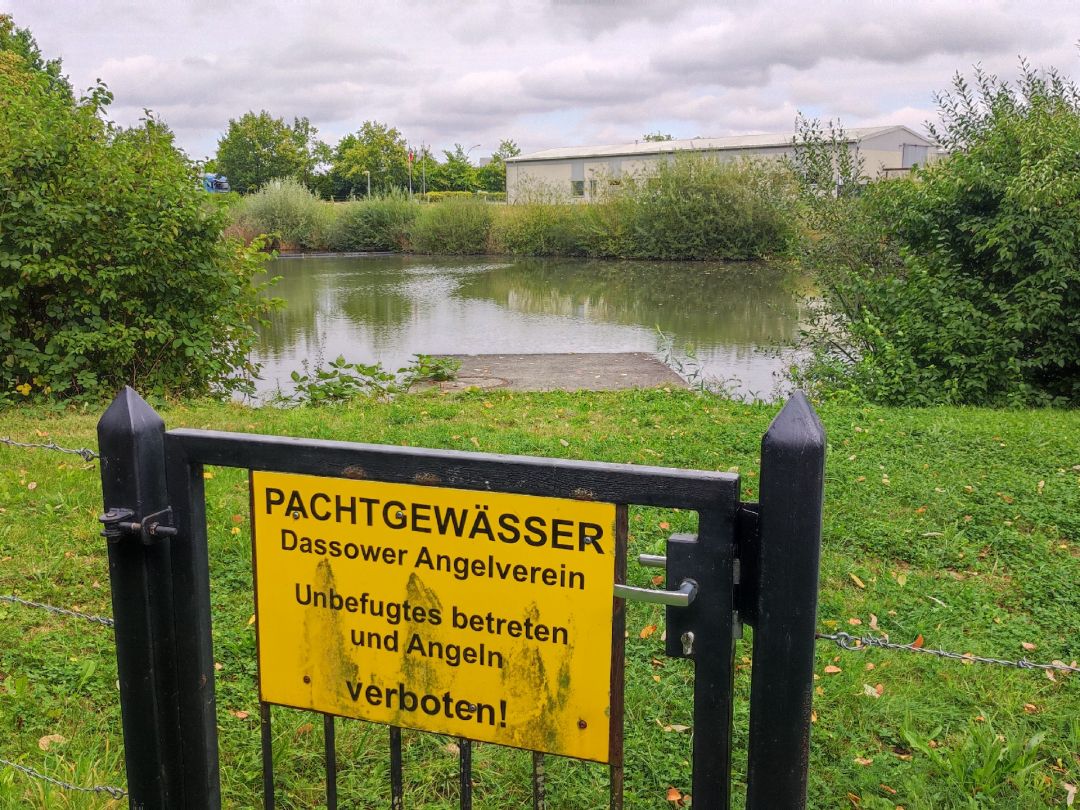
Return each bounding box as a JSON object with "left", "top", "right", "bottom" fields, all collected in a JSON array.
[{"left": 98, "top": 387, "right": 824, "bottom": 809}]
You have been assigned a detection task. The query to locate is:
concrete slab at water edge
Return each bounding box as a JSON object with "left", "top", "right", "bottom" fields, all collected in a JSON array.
[{"left": 416, "top": 353, "right": 687, "bottom": 392}]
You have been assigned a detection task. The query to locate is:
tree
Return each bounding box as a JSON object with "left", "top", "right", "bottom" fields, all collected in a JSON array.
[
  {"left": 215, "top": 110, "right": 306, "bottom": 194},
  {"left": 436, "top": 143, "right": 479, "bottom": 191},
  {"left": 1, "top": 19, "right": 275, "bottom": 400},
  {"left": 797, "top": 62, "right": 1080, "bottom": 406},
  {"left": 477, "top": 138, "right": 520, "bottom": 192},
  {"left": 0, "top": 14, "right": 70, "bottom": 98},
  {"left": 328, "top": 121, "right": 409, "bottom": 198},
  {"left": 641, "top": 131, "right": 674, "bottom": 141},
  {"left": 290, "top": 116, "right": 331, "bottom": 193}
]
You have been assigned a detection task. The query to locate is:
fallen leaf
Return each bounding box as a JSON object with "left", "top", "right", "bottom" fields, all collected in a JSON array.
[
  {"left": 666, "top": 786, "right": 683, "bottom": 804},
  {"left": 1063, "top": 782, "right": 1076, "bottom": 807},
  {"left": 847, "top": 792, "right": 861, "bottom": 806},
  {"left": 848, "top": 617, "right": 863, "bottom": 626},
  {"left": 865, "top": 663, "right": 876, "bottom": 671},
  {"left": 247, "top": 614, "right": 256, "bottom": 626},
  {"left": 559, "top": 439, "right": 569, "bottom": 447},
  {"left": 482, "top": 401, "right": 494, "bottom": 409},
  {"left": 1023, "top": 703, "right": 1039, "bottom": 714},
  {"left": 231, "top": 710, "right": 249, "bottom": 720},
  {"left": 203, "top": 471, "right": 214, "bottom": 480},
  {"left": 214, "top": 662, "right": 224, "bottom": 671},
  {"left": 659, "top": 521, "right": 671, "bottom": 530},
  {"left": 824, "top": 665, "right": 842, "bottom": 674},
  {"left": 875, "top": 683, "right": 884, "bottom": 696},
  {"left": 1021, "top": 641, "right": 1036, "bottom": 651},
  {"left": 911, "top": 634, "right": 924, "bottom": 649},
  {"left": 1037, "top": 480, "right": 1045, "bottom": 495},
  {"left": 997, "top": 492, "right": 1014, "bottom": 504},
  {"left": 231, "top": 527, "right": 241, "bottom": 535},
  {"left": 663, "top": 724, "right": 690, "bottom": 733},
  {"left": 469, "top": 437, "right": 480, "bottom": 448},
  {"left": 38, "top": 734, "right": 66, "bottom": 751},
  {"left": 27, "top": 481, "right": 37, "bottom": 491},
  {"left": 445, "top": 742, "right": 460, "bottom": 756},
  {"left": 863, "top": 684, "right": 880, "bottom": 699},
  {"left": 295, "top": 723, "right": 314, "bottom": 736},
  {"left": 849, "top": 573, "right": 866, "bottom": 589},
  {"left": 640, "top": 624, "right": 657, "bottom": 639},
  {"left": 896, "top": 572, "right": 908, "bottom": 587},
  {"left": 854, "top": 756, "right": 873, "bottom": 766},
  {"left": 810, "top": 710, "right": 818, "bottom": 723},
  {"left": 652, "top": 674, "right": 661, "bottom": 683},
  {"left": 869, "top": 614, "right": 879, "bottom": 631},
  {"left": 651, "top": 575, "right": 664, "bottom": 586},
  {"left": 880, "top": 783, "right": 897, "bottom": 795}
]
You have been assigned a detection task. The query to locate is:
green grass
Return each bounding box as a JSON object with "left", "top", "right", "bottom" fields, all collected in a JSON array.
[{"left": 0, "top": 391, "right": 1077, "bottom": 808}]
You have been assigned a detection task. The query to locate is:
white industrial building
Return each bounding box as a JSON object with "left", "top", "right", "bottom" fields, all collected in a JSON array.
[{"left": 504, "top": 125, "right": 938, "bottom": 203}]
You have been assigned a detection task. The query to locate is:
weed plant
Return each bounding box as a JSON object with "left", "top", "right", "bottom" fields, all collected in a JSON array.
[
  {"left": 326, "top": 192, "right": 416, "bottom": 252},
  {"left": 235, "top": 178, "right": 330, "bottom": 251},
  {"left": 0, "top": 392, "right": 1077, "bottom": 808},
  {"left": 407, "top": 198, "right": 494, "bottom": 254}
]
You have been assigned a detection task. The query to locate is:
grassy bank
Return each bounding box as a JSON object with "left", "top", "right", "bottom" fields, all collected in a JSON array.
[
  {"left": 0, "top": 391, "right": 1077, "bottom": 808},
  {"left": 227, "top": 158, "right": 799, "bottom": 261}
]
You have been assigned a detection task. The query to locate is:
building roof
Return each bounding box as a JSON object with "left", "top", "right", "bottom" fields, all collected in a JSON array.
[{"left": 507, "top": 125, "right": 933, "bottom": 163}]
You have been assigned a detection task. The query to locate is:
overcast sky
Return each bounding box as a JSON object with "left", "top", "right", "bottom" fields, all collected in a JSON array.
[{"left": 9, "top": 0, "right": 1080, "bottom": 161}]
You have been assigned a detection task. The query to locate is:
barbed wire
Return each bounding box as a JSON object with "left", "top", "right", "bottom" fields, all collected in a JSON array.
[
  {"left": 0, "top": 436, "right": 98, "bottom": 462},
  {"left": 0, "top": 594, "right": 115, "bottom": 628},
  {"left": 817, "top": 631, "right": 1080, "bottom": 673},
  {"left": 0, "top": 757, "right": 127, "bottom": 800}
]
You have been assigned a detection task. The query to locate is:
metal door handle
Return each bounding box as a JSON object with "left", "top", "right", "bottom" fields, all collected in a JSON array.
[{"left": 613, "top": 579, "right": 698, "bottom": 607}]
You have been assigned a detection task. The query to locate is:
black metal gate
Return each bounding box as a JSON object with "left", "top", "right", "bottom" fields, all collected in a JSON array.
[{"left": 98, "top": 388, "right": 824, "bottom": 809}]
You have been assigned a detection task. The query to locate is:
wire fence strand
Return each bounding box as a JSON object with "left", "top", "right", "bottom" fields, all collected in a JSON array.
[
  {"left": 0, "top": 757, "right": 127, "bottom": 800},
  {"left": 0, "top": 436, "right": 98, "bottom": 462},
  {"left": 817, "top": 631, "right": 1080, "bottom": 673},
  {"left": 0, "top": 594, "right": 115, "bottom": 628}
]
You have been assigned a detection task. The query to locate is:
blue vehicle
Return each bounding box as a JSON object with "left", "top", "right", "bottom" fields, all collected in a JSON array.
[{"left": 201, "top": 173, "right": 231, "bottom": 193}]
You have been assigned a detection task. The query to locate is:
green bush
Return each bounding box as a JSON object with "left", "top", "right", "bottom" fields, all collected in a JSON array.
[
  {"left": 584, "top": 156, "right": 799, "bottom": 260},
  {"left": 235, "top": 177, "right": 329, "bottom": 250},
  {"left": 489, "top": 202, "right": 585, "bottom": 256},
  {"left": 798, "top": 64, "right": 1080, "bottom": 406},
  {"left": 421, "top": 190, "right": 476, "bottom": 203},
  {"left": 408, "top": 198, "right": 493, "bottom": 254},
  {"left": 326, "top": 192, "right": 416, "bottom": 251},
  {"left": 0, "top": 27, "right": 276, "bottom": 401}
]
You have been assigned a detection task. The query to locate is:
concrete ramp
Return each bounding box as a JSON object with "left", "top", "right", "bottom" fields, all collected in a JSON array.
[{"left": 422, "top": 353, "right": 686, "bottom": 392}]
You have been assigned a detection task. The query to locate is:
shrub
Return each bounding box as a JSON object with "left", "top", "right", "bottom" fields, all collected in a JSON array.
[
  {"left": 589, "top": 156, "right": 799, "bottom": 260},
  {"left": 0, "top": 27, "right": 276, "bottom": 401},
  {"left": 327, "top": 192, "right": 416, "bottom": 251},
  {"left": 798, "top": 63, "right": 1080, "bottom": 406},
  {"left": 408, "top": 198, "right": 493, "bottom": 254},
  {"left": 489, "top": 202, "right": 585, "bottom": 256},
  {"left": 235, "top": 177, "right": 328, "bottom": 250}
]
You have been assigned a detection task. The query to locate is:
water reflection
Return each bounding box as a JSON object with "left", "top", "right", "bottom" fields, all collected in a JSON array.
[{"left": 254, "top": 255, "right": 804, "bottom": 399}]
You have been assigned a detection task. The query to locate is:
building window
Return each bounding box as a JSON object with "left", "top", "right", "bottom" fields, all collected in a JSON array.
[{"left": 570, "top": 180, "right": 585, "bottom": 197}]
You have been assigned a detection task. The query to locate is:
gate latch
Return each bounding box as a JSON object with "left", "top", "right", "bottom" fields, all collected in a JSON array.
[
  {"left": 99, "top": 506, "right": 178, "bottom": 544},
  {"left": 613, "top": 579, "right": 698, "bottom": 607}
]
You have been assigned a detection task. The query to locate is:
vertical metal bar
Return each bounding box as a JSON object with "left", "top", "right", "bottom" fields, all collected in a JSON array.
[
  {"left": 324, "top": 714, "right": 338, "bottom": 810},
  {"left": 608, "top": 504, "right": 628, "bottom": 810},
  {"left": 97, "top": 387, "right": 182, "bottom": 807},
  {"left": 531, "top": 752, "right": 545, "bottom": 810},
  {"left": 458, "top": 738, "right": 472, "bottom": 809},
  {"left": 688, "top": 506, "right": 737, "bottom": 809},
  {"left": 745, "top": 392, "right": 825, "bottom": 810},
  {"left": 261, "top": 702, "right": 275, "bottom": 809},
  {"left": 165, "top": 433, "right": 222, "bottom": 806},
  {"left": 389, "top": 726, "right": 404, "bottom": 810}
]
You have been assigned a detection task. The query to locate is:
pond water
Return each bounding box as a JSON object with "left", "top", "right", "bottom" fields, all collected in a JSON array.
[{"left": 252, "top": 255, "right": 805, "bottom": 400}]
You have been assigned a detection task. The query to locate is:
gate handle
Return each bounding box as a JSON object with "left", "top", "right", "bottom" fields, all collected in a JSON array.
[
  {"left": 614, "top": 579, "right": 698, "bottom": 607},
  {"left": 637, "top": 553, "right": 666, "bottom": 568}
]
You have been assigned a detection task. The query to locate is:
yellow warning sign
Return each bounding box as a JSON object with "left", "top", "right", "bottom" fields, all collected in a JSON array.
[{"left": 250, "top": 471, "right": 618, "bottom": 762}]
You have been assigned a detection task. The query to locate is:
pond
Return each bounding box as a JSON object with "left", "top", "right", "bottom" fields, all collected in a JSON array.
[{"left": 252, "top": 255, "right": 805, "bottom": 400}]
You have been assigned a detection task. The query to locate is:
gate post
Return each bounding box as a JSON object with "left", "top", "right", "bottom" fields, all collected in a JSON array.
[
  {"left": 98, "top": 387, "right": 182, "bottom": 807},
  {"left": 745, "top": 392, "right": 825, "bottom": 809}
]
